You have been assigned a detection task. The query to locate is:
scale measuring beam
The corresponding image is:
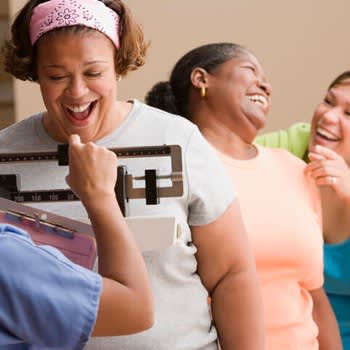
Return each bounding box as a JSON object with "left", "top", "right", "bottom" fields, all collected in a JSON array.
[{"left": 0, "top": 144, "right": 183, "bottom": 216}]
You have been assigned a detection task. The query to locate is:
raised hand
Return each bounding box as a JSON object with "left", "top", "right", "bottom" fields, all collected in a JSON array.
[
  {"left": 306, "top": 144, "right": 350, "bottom": 201},
  {"left": 65, "top": 134, "right": 118, "bottom": 206}
]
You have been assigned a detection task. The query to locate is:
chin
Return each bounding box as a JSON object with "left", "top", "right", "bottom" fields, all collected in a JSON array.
[
  {"left": 255, "top": 120, "right": 266, "bottom": 132},
  {"left": 251, "top": 113, "right": 266, "bottom": 130}
]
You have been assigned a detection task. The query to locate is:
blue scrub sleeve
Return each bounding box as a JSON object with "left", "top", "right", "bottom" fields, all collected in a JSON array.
[{"left": 0, "top": 224, "right": 102, "bottom": 350}]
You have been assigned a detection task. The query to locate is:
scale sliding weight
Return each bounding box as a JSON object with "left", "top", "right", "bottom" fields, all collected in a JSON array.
[{"left": 0, "top": 144, "right": 183, "bottom": 216}]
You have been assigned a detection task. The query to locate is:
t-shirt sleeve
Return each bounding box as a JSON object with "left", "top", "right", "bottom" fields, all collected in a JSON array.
[
  {"left": 0, "top": 224, "right": 102, "bottom": 350},
  {"left": 255, "top": 122, "right": 311, "bottom": 160},
  {"left": 184, "top": 127, "right": 236, "bottom": 226}
]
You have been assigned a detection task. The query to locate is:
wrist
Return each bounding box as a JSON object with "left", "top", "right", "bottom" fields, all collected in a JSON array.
[{"left": 82, "top": 192, "right": 118, "bottom": 214}]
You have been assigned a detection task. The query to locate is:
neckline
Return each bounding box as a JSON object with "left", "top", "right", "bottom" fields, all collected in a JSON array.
[{"left": 215, "top": 144, "right": 265, "bottom": 169}]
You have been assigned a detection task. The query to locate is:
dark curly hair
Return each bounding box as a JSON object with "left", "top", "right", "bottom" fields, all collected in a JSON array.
[
  {"left": 145, "top": 43, "right": 247, "bottom": 119},
  {"left": 2, "top": 0, "right": 149, "bottom": 81}
]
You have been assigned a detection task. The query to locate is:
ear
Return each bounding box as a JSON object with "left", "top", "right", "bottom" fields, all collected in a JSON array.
[{"left": 190, "top": 67, "right": 209, "bottom": 89}]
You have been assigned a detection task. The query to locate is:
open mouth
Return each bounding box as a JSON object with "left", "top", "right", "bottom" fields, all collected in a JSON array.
[
  {"left": 248, "top": 94, "right": 268, "bottom": 109},
  {"left": 316, "top": 126, "right": 340, "bottom": 142},
  {"left": 65, "top": 101, "right": 96, "bottom": 121}
]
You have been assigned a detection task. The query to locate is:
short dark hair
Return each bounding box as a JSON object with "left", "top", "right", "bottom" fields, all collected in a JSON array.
[
  {"left": 146, "top": 43, "right": 247, "bottom": 119},
  {"left": 2, "top": 0, "right": 149, "bottom": 81},
  {"left": 328, "top": 70, "right": 350, "bottom": 90}
]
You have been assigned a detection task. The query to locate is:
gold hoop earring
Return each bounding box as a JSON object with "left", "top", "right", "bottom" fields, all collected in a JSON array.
[
  {"left": 200, "top": 86, "right": 206, "bottom": 98},
  {"left": 116, "top": 75, "right": 122, "bottom": 82}
]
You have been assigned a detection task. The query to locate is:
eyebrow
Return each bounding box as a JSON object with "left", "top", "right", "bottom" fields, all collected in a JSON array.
[
  {"left": 327, "top": 89, "right": 337, "bottom": 98},
  {"left": 43, "top": 60, "right": 109, "bottom": 68}
]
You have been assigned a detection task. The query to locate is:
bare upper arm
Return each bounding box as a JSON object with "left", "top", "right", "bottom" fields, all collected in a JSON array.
[{"left": 191, "top": 199, "right": 254, "bottom": 294}]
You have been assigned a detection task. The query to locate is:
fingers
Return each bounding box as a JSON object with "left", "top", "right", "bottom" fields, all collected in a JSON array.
[
  {"left": 306, "top": 163, "right": 337, "bottom": 178},
  {"left": 305, "top": 164, "right": 338, "bottom": 187},
  {"left": 310, "top": 144, "right": 339, "bottom": 160},
  {"left": 65, "top": 135, "right": 118, "bottom": 204},
  {"left": 307, "top": 145, "right": 350, "bottom": 200},
  {"left": 306, "top": 145, "right": 340, "bottom": 174},
  {"left": 306, "top": 146, "right": 338, "bottom": 188},
  {"left": 308, "top": 152, "right": 325, "bottom": 162},
  {"left": 305, "top": 158, "right": 331, "bottom": 175},
  {"left": 311, "top": 175, "right": 337, "bottom": 188},
  {"left": 69, "top": 134, "right": 81, "bottom": 146}
]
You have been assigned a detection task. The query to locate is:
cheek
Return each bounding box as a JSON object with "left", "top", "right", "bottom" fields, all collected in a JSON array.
[
  {"left": 93, "top": 80, "right": 116, "bottom": 98},
  {"left": 341, "top": 120, "right": 350, "bottom": 144},
  {"left": 337, "top": 144, "right": 350, "bottom": 164},
  {"left": 39, "top": 83, "right": 61, "bottom": 105},
  {"left": 311, "top": 106, "right": 324, "bottom": 128}
]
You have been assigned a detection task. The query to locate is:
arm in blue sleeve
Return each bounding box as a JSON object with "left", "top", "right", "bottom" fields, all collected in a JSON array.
[{"left": 0, "top": 224, "right": 102, "bottom": 350}]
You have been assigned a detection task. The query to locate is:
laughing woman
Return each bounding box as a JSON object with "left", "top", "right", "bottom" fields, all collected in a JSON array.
[
  {"left": 146, "top": 42, "right": 343, "bottom": 350},
  {"left": 0, "top": 2, "right": 263, "bottom": 350}
]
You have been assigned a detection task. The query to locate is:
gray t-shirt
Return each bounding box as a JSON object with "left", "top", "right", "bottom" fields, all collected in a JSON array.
[{"left": 0, "top": 100, "right": 235, "bottom": 350}]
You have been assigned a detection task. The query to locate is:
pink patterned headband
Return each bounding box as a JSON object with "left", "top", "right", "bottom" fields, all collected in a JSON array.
[{"left": 29, "top": 0, "right": 120, "bottom": 48}]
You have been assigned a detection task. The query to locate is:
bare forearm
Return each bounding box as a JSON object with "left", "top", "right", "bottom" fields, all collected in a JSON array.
[
  {"left": 211, "top": 266, "right": 264, "bottom": 350},
  {"left": 311, "top": 287, "right": 342, "bottom": 350},
  {"left": 66, "top": 136, "right": 153, "bottom": 335},
  {"left": 85, "top": 195, "right": 149, "bottom": 292}
]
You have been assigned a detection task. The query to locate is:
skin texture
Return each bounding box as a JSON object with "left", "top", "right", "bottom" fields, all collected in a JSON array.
[
  {"left": 66, "top": 135, "right": 153, "bottom": 336},
  {"left": 192, "top": 200, "right": 264, "bottom": 350},
  {"left": 309, "top": 84, "right": 350, "bottom": 165},
  {"left": 188, "top": 48, "right": 341, "bottom": 350},
  {"left": 190, "top": 51, "right": 271, "bottom": 158},
  {"left": 306, "top": 83, "right": 350, "bottom": 246},
  {"left": 36, "top": 30, "right": 131, "bottom": 143},
  {"left": 311, "top": 287, "right": 343, "bottom": 350}
]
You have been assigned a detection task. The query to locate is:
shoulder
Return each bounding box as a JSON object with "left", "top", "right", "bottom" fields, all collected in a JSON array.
[
  {"left": 260, "top": 146, "right": 320, "bottom": 208},
  {"left": 133, "top": 100, "right": 197, "bottom": 133},
  {"left": 0, "top": 113, "right": 43, "bottom": 149},
  {"left": 259, "top": 145, "right": 307, "bottom": 169},
  {"left": 0, "top": 113, "right": 41, "bottom": 135}
]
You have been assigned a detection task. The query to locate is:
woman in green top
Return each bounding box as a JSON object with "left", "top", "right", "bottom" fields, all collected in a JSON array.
[{"left": 256, "top": 70, "right": 350, "bottom": 349}]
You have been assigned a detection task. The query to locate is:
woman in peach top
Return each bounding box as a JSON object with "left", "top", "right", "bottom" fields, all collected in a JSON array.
[{"left": 146, "top": 42, "right": 342, "bottom": 350}]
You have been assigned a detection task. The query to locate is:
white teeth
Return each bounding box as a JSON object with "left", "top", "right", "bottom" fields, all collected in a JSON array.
[
  {"left": 316, "top": 126, "right": 339, "bottom": 141},
  {"left": 248, "top": 95, "right": 268, "bottom": 108},
  {"left": 66, "top": 103, "right": 91, "bottom": 113}
]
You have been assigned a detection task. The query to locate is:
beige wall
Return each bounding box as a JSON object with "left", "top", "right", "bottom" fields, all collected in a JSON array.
[
  {"left": 0, "top": 2, "right": 8, "bottom": 14},
  {"left": 8, "top": 0, "right": 350, "bottom": 131}
]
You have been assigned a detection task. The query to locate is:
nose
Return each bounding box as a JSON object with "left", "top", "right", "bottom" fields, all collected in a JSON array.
[
  {"left": 321, "top": 107, "right": 341, "bottom": 123},
  {"left": 259, "top": 79, "right": 272, "bottom": 96},
  {"left": 65, "top": 76, "right": 88, "bottom": 98}
]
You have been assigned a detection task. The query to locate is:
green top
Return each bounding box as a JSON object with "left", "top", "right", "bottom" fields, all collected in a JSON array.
[{"left": 255, "top": 122, "right": 311, "bottom": 162}]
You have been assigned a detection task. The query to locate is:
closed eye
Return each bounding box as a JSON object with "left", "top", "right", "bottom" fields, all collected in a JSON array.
[
  {"left": 49, "top": 76, "right": 66, "bottom": 81},
  {"left": 85, "top": 72, "right": 102, "bottom": 78},
  {"left": 244, "top": 65, "right": 256, "bottom": 73},
  {"left": 324, "top": 97, "right": 334, "bottom": 106}
]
